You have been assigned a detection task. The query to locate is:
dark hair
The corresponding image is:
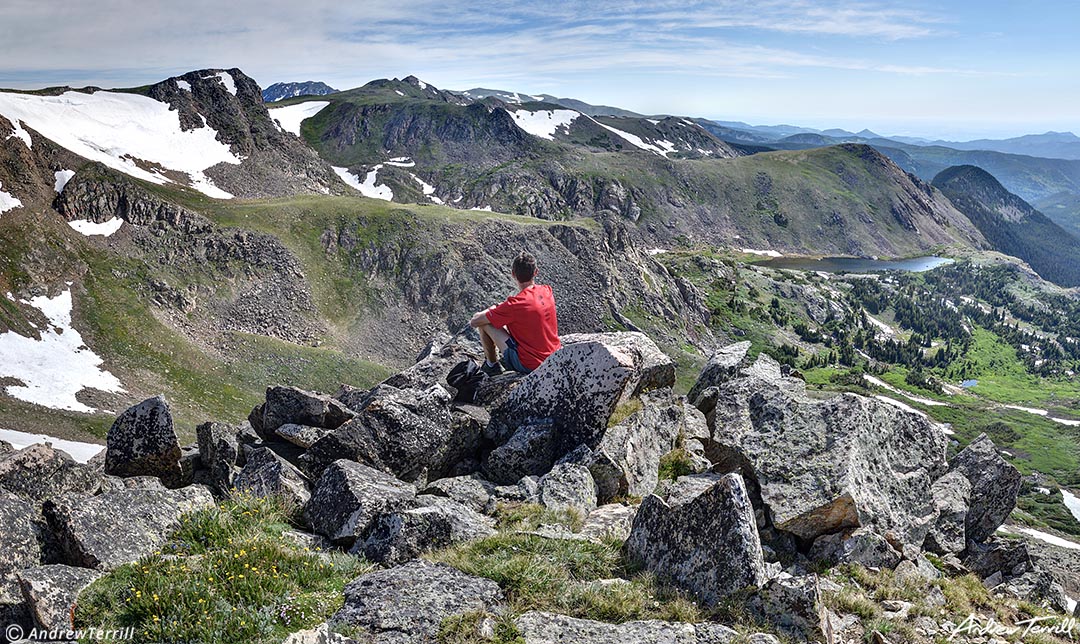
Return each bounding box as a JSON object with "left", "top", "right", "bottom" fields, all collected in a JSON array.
[{"left": 512, "top": 251, "right": 537, "bottom": 282}]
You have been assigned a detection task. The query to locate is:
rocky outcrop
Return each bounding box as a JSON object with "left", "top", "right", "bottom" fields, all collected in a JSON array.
[
  {"left": 0, "top": 444, "right": 101, "bottom": 502},
  {"left": 538, "top": 462, "right": 598, "bottom": 513},
  {"left": 579, "top": 504, "right": 638, "bottom": 543},
  {"left": 196, "top": 421, "right": 240, "bottom": 493},
  {"left": 0, "top": 491, "right": 41, "bottom": 605},
  {"left": 17, "top": 564, "right": 103, "bottom": 631},
  {"left": 687, "top": 340, "right": 752, "bottom": 406},
  {"left": 748, "top": 574, "right": 837, "bottom": 643},
  {"left": 809, "top": 529, "right": 902, "bottom": 570},
  {"left": 626, "top": 473, "right": 767, "bottom": 606},
  {"left": 482, "top": 332, "right": 675, "bottom": 483},
  {"left": 514, "top": 611, "right": 743, "bottom": 643},
  {"left": 329, "top": 559, "right": 504, "bottom": 644},
  {"left": 948, "top": 434, "right": 1021, "bottom": 543},
  {"left": 359, "top": 496, "right": 495, "bottom": 564},
  {"left": 233, "top": 447, "right": 311, "bottom": 508},
  {"left": 44, "top": 486, "right": 215, "bottom": 570},
  {"left": 700, "top": 353, "right": 948, "bottom": 546},
  {"left": 421, "top": 475, "right": 497, "bottom": 514},
  {"left": 303, "top": 460, "right": 416, "bottom": 546}
]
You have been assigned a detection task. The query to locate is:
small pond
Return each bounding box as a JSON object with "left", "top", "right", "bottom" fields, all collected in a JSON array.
[{"left": 757, "top": 256, "right": 954, "bottom": 273}]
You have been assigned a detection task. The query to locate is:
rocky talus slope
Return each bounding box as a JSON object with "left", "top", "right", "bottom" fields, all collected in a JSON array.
[{"left": 1, "top": 331, "right": 1076, "bottom": 643}]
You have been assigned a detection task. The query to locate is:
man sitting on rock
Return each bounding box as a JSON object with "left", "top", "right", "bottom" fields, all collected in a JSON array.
[{"left": 469, "top": 251, "right": 561, "bottom": 375}]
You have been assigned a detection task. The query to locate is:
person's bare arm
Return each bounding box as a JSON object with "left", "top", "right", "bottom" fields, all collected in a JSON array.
[{"left": 469, "top": 308, "right": 493, "bottom": 328}]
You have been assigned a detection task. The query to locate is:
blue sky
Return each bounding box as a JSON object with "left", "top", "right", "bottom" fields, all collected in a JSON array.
[{"left": 0, "top": 0, "right": 1076, "bottom": 139}]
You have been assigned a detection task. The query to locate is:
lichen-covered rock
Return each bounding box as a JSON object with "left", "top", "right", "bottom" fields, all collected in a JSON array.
[
  {"left": 329, "top": 559, "right": 504, "bottom": 644},
  {"left": 963, "top": 537, "right": 1032, "bottom": 579},
  {"left": 809, "top": 529, "right": 902, "bottom": 569},
  {"left": 421, "top": 475, "right": 497, "bottom": 514},
  {"left": 301, "top": 384, "right": 461, "bottom": 486},
  {"left": 260, "top": 386, "right": 355, "bottom": 438},
  {"left": 626, "top": 473, "right": 766, "bottom": 606},
  {"left": 924, "top": 470, "right": 972, "bottom": 555},
  {"left": 703, "top": 355, "right": 948, "bottom": 546},
  {"left": 583, "top": 390, "right": 704, "bottom": 503},
  {"left": 17, "top": 564, "right": 103, "bottom": 631},
  {"left": 0, "top": 490, "right": 41, "bottom": 604},
  {"left": 748, "top": 574, "right": 835, "bottom": 643},
  {"left": 514, "top": 611, "right": 742, "bottom": 643},
  {"left": 275, "top": 423, "right": 330, "bottom": 449},
  {"left": 0, "top": 444, "right": 101, "bottom": 502},
  {"left": 233, "top": 447, "right": 311, "bottom": 508},
  {"left": 44, "top": 486, "right": 214, "bottom": 570},
  {"left": 482, "top": 332, "right": 675, "bottom": 483},
  {"left": 538, "top": 463, "right": 598, "bottom": 513},
  {"left": 580, "top": 504, "right": 638, "bottom": 543},
  {"left": 359, "top": 496, "right": 495, "bottom": 564},
  {"left": 949, "top": 434, "right": 1021, "bottom": 543},
  {"left": 196, "top": 421, "right": 240, "bottom": 493},
  {"left": 687, "top": 340, "right": 752, "bottom": 407},
  {"left": 98, "top": 475, "right": 167, "bottom": 493},
  {"left": 303, "top": 460, "right": 416, "bottom": 546},
  {"left": 104, "top": 396, "right": 184, "bottom": 487}
]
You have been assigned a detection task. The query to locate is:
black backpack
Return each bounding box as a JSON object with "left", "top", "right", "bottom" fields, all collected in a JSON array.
[{"left": 446, "top": 360, "right": 486, "bottom": 404}]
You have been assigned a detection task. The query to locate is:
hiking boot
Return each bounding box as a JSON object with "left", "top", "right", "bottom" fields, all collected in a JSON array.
[{"left": 481, "top": 360, "right": 504, "bottom": 376}]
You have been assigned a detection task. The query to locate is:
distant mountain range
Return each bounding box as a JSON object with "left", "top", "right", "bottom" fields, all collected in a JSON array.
[{"left": 262, "top": 81, "right": 338, "bottom": 103}]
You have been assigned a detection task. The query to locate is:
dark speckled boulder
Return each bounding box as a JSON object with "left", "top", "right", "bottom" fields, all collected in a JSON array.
[
  {"left": 482, "top": 332, "right": 674, "bottom": 484},
  {"left": 949, "top": 433, "right": 1021, "bottom": 543},
  {"left": 0, "top": 444, "right": 102, "bottom": 502},
  {"left": 17, "top": 564, "right": 103, "bottom": 631},
  {"left": 0, "top": 490, "right": 41, "bottom": 605},
  {"left": 260, "top": 386, "right": 355, "bottom": 438},
  {"left": 303, "top": 460, "right": 416, "bottom": 546},
  {"left": 104, "top": 396, "right": 184, "bottom": 487}
]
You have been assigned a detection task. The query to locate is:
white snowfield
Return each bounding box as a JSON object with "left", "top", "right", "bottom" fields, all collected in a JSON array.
[
  {"left": 332, "top": 166, "right": 393, "bottom": 201},
  {"left": 742, "top": 248, "right": 783, "bottom": 258},
  {"left": 1000, "top": 525, "right": 1080, "bottom": 551},
  {"left": 53, "top": 169, "right": 75, "bottom": 193},
  {"left": 0, "top": 180, "right": 21, "bottom": 214},
  {"left": 411, "top": 174, "right": 443, "bottom": 204},
  {"left": 0, "top": 90, "right": 240, "bottom": 199},
  {"left": 1004, "top": 404, "right": 1080, "bottom": 427},
  {"left": 210, "top": 71, "right": 237, "bottom": 95},
  {"left": 68, "top": 218, "right": 124, "bottom": 237},
  {"left": 0, "top": 289, "right": 124, "bottom": 413},
  {"left": 591, "top": 118, "right": 677, "bottom": 156},
  {"left": 504, "top": 108, "right": 580, "bottom": 140},
  {"left": 865, "top": 374, "right": 949, "bottom": 407},
  {"left": 268, "top": 101, "right": 330, "bottom": 136},
  {"left": 1062, "top": 488, "right": 1080, "bottom": 524},
  {"left": 0, "top": 428, "right": 103, "bottom": 463}
]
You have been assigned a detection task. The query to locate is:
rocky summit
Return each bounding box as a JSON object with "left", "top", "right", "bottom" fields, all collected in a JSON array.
[{"left": 1, "top": 327, "right": 1070, "bottom": 644}]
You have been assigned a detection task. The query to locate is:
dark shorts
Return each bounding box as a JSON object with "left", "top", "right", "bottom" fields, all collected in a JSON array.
[{"left": 501, "top": 336, "right": 532, "bottom": 374}]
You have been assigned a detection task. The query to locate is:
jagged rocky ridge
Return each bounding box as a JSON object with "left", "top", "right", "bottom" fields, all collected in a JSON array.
[{"left": 1, "top": 330, "right": 1074, "bottom": 643}]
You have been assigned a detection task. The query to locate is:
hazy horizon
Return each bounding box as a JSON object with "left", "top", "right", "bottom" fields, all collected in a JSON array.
[{"left": 1, "top": 0, "right": 1076, "bottom": 141}]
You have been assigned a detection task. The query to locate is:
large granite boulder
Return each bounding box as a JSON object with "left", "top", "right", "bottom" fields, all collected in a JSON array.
[
  {"left": 329, "top": 559, "right": 504, "bottom": 644},
  {"left": 537, "top": 462, "right": 598, "bottom": 514},
  {"left": 17, "top": 564, "right": 103, "bottom": 631},
  {"left": 44, "top": 486, "right": 214, "bottom": 570},
  {"left": 589, "top": 390, "right": 704, "bottom": 502},
  {"left": 748, "top": 574, "right": 836, "bottom": 643},
  {"left": 963, "top": 537, "right": 1032, "bottom": 580},
  {"left": 514, "top": 611, "right": 742, "bottom": 643},
  {"left": 421, "top": 475, "right": 497, "bottom": 515},
  {"left": 104, "top": 396, "right": 185, "bottom": 487},
  {"left": 303, "top": 460, "right": 416, "bottom": 546},
  {"left": 924, "top": 470, "right": 972, "bottom": 555},
  {"left": 0, "top": 490, "right": 41, "bottom": 605},
  {"left": 482, "top": 332, "right": 675, "bottom": 484},
  {"left": 359, "top": 496, "right": 495, "bottom": 564},
  {"left": 0, "top": 444, "right": 101, "bottom": 502},
  {"left": 300, "top": 384, "right": 464, "bottom": 486},
  {"left": 949, "top": 434, "right": 1021, "bottom": 543},
  {"left": 701, "top": 355, "right": 948, "bottom": 546},
  {"left": 687, "top": 340, "right": 752, "bottom": 407},
  {"left": 259, "top": 386, "right": 355, "bottom": 438},
  {"left": 626, "top": 473, "right": 766, "bottom": 606},
  {"left": 233, "top": 447, "right": 311, "bottom": 508}
]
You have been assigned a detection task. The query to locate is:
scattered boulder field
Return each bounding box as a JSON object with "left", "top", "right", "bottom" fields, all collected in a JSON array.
[{"left": 0, "top": 330, "right": 1074, "bottom": 642}]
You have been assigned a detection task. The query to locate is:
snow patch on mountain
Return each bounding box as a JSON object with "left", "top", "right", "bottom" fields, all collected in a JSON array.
[
  {"left": 0, "top": 428, "right": 103, "bottom": 463},
  {"left": 0, "top": 288, "right": 125, "bottom": 413},
  {"left": 0, "top": 90, "right": 241, "bottom": 198},
  {"left": 505, "top": 108, "right": 579, "bottom": 140},
  {"left": 0, "top": 181, "right": 21, "bottom": 214},
  {"left": 68, "top": 218, "right": 124, "bottom": 237},
  {"left": 54, "top": 170, "right": 75, "bottom": 193},
  {"left": 410, "top": 174, "right": 443, "bottom": 204},
  {"left": 385, "top": 157, "right": 416, "bottom": 167},
  {"left": 6, "top": 118, "right": 32, "bottom": 148},
  {"left": 268, "top": 101, "right": 330, "bottom": 136},
  {"left": 592, "top": 118, "right": 677, "bottom": 156},
  {"left": 205, "top": 71, "right": 236, "bottom": 95},
  {"left": 333, "top": 165, "right": 393, "bottom": 201},
  {"left": 176, "top": 79, "right": 191, "bottom": 92}
]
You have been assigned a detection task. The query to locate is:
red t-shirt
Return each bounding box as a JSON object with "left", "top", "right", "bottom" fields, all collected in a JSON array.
[{"left": 485, "top": 284, "right": 561, "bottom": 370}]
